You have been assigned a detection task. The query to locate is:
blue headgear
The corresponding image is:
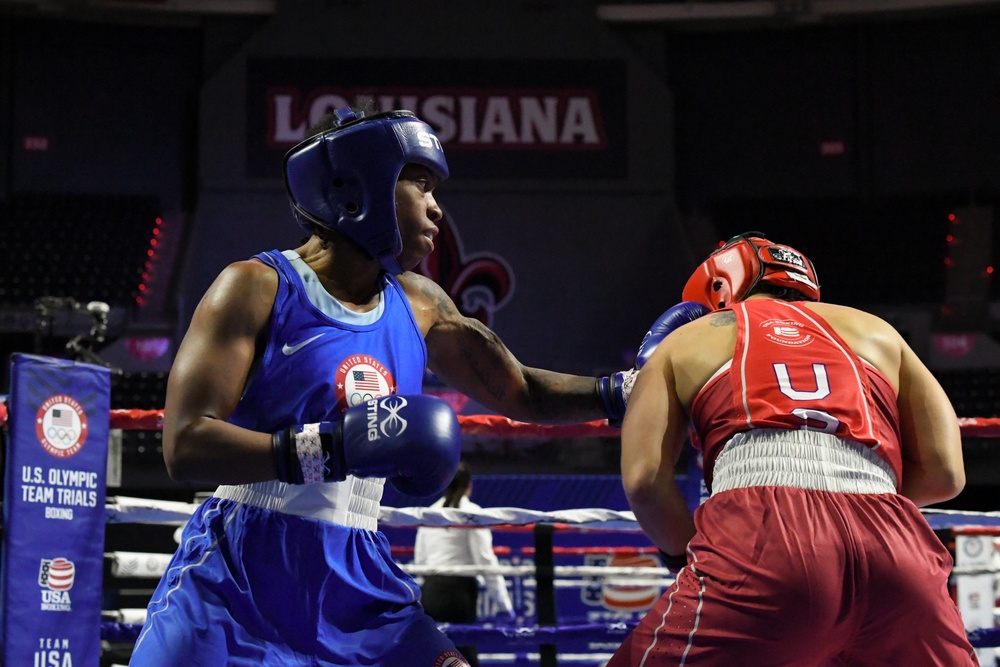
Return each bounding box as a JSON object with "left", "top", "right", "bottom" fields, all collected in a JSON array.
[{"left": 283, "top": 108, "right": 450, "bottom": 274}]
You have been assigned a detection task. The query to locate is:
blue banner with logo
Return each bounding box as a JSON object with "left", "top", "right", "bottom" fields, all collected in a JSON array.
[{"left": 1, "top": 354, "right": 110, "bottom": 667}]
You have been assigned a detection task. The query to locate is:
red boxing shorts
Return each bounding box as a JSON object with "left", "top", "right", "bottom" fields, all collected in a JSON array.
[{"left": 608, "top": 487, "right": 979, "bottom": 667}]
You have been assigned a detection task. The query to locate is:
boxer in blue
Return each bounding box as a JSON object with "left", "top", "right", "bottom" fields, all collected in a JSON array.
[{"left": 128, "top": 107, "right": 707, "bottom": 666}]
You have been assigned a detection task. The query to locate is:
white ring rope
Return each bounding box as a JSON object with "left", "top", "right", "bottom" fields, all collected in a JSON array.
[
  {"left": 924, "top": 508, "right": 1000, "bottom": 520},
  {"left": 105, "top": 496, "right": 200, "bottom": 525},
  {"left": 381, "top": 506, "right": 642, "bottom": 530},
  {"left": 106, "top": 551, "right": 174, "bottom": 578},
  {"left": 105, "top": 546, "right": 1000, "bottom": 581},
  {"left": 102, "top": 608, "right": 149, "bottom": 625},
  {"left": 105, "top": 496, "right": 643, "bottom": 529},
  {"left": 950, "top": 565, "right": 1000, "bottom": 576},
  {"left": 104, "top": 549, "right": 679, "bottom": 581},
  {"left": 403, "top": 564, "right": 675, "bottom": 578},
  {"left": 107, "top": 495, "right": 1000, "bottom": 531}
]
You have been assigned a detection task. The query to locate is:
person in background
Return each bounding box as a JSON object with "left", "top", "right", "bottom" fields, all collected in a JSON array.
[{"left": 414, "top": 462, "right": 514, "bottom": 666}]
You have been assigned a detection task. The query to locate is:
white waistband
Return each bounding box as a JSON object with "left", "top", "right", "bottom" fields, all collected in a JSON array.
[
  {"left": 213, "top": 476, "right": 384, "bottom": 531},
  {"left": 712, "top": 429, "right": 897, "bottom": 495}
]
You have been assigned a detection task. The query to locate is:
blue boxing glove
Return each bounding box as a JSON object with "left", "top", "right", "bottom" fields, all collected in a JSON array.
[
  {"left": 635, "top": 301, "right": 712, "bottom": 369},
  {"left": 272, "top": 394, "right": 461, "bottom": 497},
  {"left": 597, "top": 301, "right": 711, "bottom": 425}
]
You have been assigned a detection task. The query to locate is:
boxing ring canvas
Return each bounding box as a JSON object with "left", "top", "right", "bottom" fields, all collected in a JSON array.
[{"left": 1, "top": 354, "right": 110, "bottom": 667}]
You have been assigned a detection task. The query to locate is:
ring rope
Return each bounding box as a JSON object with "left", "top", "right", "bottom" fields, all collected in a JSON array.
[
  {"left": 96, "top": 615, "right": 1000, "bottom": 651},
  {"left": 104, "top": 547, "right": 1000, "bottom": 580},
  {"left": 105, "top": 495, "right": 1000, "bottom": 532},
  {"left": 106, "top": 552, "right": 680, "bottom": 589},
  {"left": 381, "top": 505, "right": 642, "bottom": 530},
  {"left": 4, "top": 407, "right": 1000, "bottom": 438},
  {"left": 103, "top": 549, "right": 677, "bottom": 580},
  {"left": 105, "top": 496, "right": 646, "bottom": 529}
]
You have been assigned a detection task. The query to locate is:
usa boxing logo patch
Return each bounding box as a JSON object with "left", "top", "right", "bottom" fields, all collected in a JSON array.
[
  {"left": 335, "top": 355, "right": 396, "bottom": 411},
  {"left": 35, "top": 395, "right": 88, "bottom": 458},
  {"left": 38, "top": 557, "right": 75, "bottom": 612},
  {"left": 760, "top": 318, "right": 814, "bottom": 347}
]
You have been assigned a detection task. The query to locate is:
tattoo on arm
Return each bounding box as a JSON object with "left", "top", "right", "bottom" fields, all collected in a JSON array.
[
  {"left": 418, "top": 280, "right": 458, "bottom": 318},
  {"left": 459, "top": 320, "right": 510, "bottom": 403},
  {"left": 422, "top": 278, "right": 514, "bottom": 403},
  {"left": 710, "top": 311, "right": 736, "bottom": 326}
]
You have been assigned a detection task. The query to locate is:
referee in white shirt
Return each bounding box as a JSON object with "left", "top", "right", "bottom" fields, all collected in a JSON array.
[{"left": 414, "top": 462, "right": 515, "bottom": 666}]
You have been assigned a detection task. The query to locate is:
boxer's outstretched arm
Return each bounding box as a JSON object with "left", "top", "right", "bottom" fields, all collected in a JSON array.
[{"left": 415, "top": 275, "right": 601, "bottom": 425}]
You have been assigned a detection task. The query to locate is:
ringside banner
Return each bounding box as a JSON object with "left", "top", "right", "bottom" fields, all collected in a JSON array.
[
  {"left": 247, "top": 58, "right": 628, "bottom": 179},
  {"left": 1, "top": 354, "right": 110, "bottom": 667}
]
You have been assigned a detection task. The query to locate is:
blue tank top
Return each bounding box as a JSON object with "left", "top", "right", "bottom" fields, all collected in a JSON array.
[
  {"left": 229, "top": 250, "right": 427, "bottom": 432},
  {"left": 215, "top": 250, "right": 427, "bottom": 527}
]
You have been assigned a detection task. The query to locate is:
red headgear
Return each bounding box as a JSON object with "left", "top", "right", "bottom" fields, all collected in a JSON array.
[{"left": 682, "top": 232, "right": 820, "bottom": 311}]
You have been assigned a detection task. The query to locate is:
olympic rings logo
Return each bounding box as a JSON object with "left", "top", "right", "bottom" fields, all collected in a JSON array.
[
  {"left": 35, "top": 395, "right": 87, "bottom": 458},
  {"left": 349, "top": 391, "right": 378, "bottom": 406},
  {"left": 46, "top": 426, "right": 78, "bottom": 445}
]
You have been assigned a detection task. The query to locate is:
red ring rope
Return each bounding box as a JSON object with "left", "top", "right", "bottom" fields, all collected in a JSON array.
[{"left": 1, "top": 407, "right": 999, "bottom": 438}]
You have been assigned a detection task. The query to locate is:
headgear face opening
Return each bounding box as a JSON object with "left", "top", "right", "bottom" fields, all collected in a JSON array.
[
  {"left": 283, "top": 108, "right": 450, "bottom": 274},
  {"left": 681, "top": 231, "right": 820, "bottom": 311}
]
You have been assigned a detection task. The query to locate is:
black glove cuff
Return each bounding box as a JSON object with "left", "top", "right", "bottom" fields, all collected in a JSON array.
[
  {"left": 658, "top": 549, "right": 687, "bottom": 573},
  {"left": 272, "top": 427, "right": 303, "bottom": 484},
  {"left": 596, "top": 374, "right": 627, "bottom": 426}
]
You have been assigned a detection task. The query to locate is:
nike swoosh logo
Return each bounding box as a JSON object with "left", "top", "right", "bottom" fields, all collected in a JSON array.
[{"left": 281, "top": 334, "right": 325, "bottom": 356}]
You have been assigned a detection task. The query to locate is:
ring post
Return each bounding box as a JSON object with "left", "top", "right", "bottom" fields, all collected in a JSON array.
[
  {"left": 534, "top": 523, "right": 557, "bottom": 666},
  {"left": 1, "top": 353, "right": 110, "bottom": 667}
]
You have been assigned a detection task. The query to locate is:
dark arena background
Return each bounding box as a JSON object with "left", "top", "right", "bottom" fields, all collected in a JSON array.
[{"left": 1, "top": 1, "right": 1000, "bottom": 665}]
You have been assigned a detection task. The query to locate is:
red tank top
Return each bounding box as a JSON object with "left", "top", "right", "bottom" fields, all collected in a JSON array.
[{"left": 689, "top": 299, "right": 902, "bottom": 492}]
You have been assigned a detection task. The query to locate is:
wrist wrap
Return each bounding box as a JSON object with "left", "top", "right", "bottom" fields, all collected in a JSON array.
[{"left": 271, "top": 422, "right": 343, "bottom": 484}]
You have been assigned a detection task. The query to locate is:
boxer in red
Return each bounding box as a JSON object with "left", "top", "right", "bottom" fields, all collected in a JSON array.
[{"left": 608, "top": 232, "right": 978, "bottom": 666}]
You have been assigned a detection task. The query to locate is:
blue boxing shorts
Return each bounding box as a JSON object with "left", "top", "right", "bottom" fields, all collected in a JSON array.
[{"left": 129, "top": 497, "right": 468, "bottom": 666}]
